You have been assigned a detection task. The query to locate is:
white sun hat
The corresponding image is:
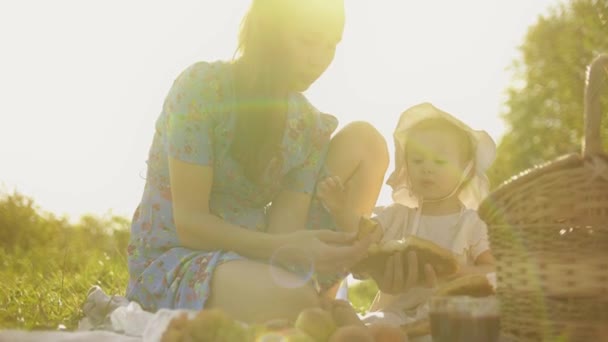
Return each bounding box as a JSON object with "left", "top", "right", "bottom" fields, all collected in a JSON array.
[{"left": 386, "top": 102, "right": 497, "bottom": 210}]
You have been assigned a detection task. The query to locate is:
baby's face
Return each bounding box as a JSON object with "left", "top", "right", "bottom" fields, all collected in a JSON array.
[{"left": 405, "top": 128, "right": 469, "bottom": 201}]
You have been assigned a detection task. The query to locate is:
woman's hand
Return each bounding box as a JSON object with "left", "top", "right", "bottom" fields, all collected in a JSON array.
[
  {"left": 370, "top": 251, "right": 438, "bottom": 294},
  {"left": 273, "top": 229, "right": 373, "bottom": 276}
]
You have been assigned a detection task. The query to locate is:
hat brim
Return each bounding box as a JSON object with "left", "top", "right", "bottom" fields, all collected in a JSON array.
[{"left": 387, "top": 102, "right": 496, "bottom": 209}]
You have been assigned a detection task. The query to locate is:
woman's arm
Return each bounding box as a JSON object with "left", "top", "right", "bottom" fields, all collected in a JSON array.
[
  {"left": 170, "top": 157, "right": 283, "bottom": 260},
  {"left": 265, "top": 190, "right": 313, "bottom": 234},
  {"left": 163, "top": 62, "right": 277, "bottom": 255},
  {"left": 170, "top": 156, "right": 367, "bottom": 274}
]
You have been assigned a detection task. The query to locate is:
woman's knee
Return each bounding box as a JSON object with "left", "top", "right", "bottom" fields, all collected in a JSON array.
[
  {"left": 208, "top": 260, "right": 320, "bottom": 321},
  {"left": 279, "top": 281, "right": 320, "bottom": 311},
  {"left": 331, "top": 121, "right": 389, "bottom": 167},
  {"left": 251, "top": 271, "right": 320, "bottom": 322},
  {"left": 268, "top": 266, "right": 320, "bottom": 307}
]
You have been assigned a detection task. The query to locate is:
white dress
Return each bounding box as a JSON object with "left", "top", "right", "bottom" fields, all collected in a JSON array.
[{"left": 360, "top": 203, "right": 491, "bottom": 340}]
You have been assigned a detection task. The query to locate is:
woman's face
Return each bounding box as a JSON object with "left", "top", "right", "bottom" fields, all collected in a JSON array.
[{"left": 279, "top": 0, "right": 345, "bottom": 92}]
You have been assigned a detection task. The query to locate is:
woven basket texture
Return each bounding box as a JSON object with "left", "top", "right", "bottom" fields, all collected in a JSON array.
[{"left": 478, "top": 54, "right": 608, "bottom": 342}]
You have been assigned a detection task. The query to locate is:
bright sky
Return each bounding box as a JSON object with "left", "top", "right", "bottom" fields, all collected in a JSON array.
[{"left": 1, "top": 0, "right": 561, "bottom": 220}]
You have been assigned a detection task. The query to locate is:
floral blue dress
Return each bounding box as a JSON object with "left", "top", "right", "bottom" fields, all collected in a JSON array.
[{"left": 126, "top": 61, "right": 340, "bottom": 311}]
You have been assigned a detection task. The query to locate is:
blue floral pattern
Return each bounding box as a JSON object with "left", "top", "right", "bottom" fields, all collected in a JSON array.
[{"left": 126, "top": 61, "right": 340, "bottom": 311}]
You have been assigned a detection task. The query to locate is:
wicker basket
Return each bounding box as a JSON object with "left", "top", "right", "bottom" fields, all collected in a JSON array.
[{"left": 478, "top": 54, "right": 608, "bottom": 342}]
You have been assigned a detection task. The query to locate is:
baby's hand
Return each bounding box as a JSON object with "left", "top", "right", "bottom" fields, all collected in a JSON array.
[{"left": 316, "top": 176, "right": 346, "bottom": 217}]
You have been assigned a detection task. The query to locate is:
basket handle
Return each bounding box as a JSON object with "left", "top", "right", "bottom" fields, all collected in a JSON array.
[{"left": 583, "top": 54, "right": 608, "bottom": 158}]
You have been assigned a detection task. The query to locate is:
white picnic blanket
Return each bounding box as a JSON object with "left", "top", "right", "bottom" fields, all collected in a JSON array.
[
  {"left": 0, "top": 286, "right": 199, "bottom": 342},
  {"left": 0, "top": 330, "right": 140, "bottom": 342}
]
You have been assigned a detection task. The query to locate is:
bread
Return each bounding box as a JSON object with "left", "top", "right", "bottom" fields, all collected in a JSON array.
[
  {"left": 353, "top": 236, "right": 459, "bottom": 278},
  {"left": 357, "top": 216, "right": 382, "bottom": 240},
  {"left": 435, "top": 273, "right": 495, "bottom": 297}
]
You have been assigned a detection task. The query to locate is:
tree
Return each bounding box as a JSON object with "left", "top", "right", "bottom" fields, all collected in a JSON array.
[{"left": 489, "top": 0, "right": 608, "bottom": 187}]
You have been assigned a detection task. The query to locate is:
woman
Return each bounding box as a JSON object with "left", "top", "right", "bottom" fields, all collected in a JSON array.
[{"left": 126, "top": 0, "right": 389, "bottom": 323}]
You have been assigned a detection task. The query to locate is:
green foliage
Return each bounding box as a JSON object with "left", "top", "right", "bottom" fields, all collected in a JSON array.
[
  {"left": 0, "top": 190, "right": 379, "bottom": 331},
  {"left": 347, "top": 279, "right": 378, "bottom": 314},
  {"left": 489, "top": 0, "right": 608, "bottom": 186},
  {"left": 0, "top": 191, "right": 129, "bottom": 330},
  {"left": 6, "top": 1, "right": 606, "bottom": 331}
]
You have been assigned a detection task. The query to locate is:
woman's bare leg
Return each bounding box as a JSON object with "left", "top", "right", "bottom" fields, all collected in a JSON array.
[
  {"left": 206, "top": 259, "right": 320, "bottom": 323},
  {"left": 323, "top": 121, "right": 389, "bottom": 231},
  {"left": 208, "top": 121, "right": 388, "bottom": 320}
]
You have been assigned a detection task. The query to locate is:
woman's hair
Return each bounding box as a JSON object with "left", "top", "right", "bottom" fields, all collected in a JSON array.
[
  {"left": 236, "top": 1, "right": 285, "bottom": 62},
  {"left": 229, "top": 0, "right": 343, "bottom": 183},
  {"left": 235, "top": 0, "right": 290, "bottom": 89},
  {"left": 230, "top": 0, "right": 292, "bottom": 184}
]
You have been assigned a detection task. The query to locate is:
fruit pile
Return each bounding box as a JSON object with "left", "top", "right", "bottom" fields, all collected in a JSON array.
[{"left": 160, "top": 299, "right": 408, "bottom": 342}]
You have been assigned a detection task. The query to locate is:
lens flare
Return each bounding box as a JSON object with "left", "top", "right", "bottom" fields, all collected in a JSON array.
[{"left": 269, "top": 245, "right": 314, "bottom": 289}]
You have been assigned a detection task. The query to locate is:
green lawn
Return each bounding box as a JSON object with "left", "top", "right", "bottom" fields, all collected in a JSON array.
[
  {"left": 0, "top": 192, "right": 130, "bottom": 330},
  {"left": 0, "top": 192, "right": 377, "bottom": 331}
]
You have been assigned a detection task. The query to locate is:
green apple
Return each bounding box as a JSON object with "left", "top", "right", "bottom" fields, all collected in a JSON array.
[{"left": 294, "top": 307, "right": 337, "bottom": 342}]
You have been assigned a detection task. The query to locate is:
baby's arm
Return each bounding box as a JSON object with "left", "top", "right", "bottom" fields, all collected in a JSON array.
[
  {"left": 469, "top": 218, "right": 496, "bottom": 271},
  {"left": 447, "top": 251, "right": 495, "bottom": 278},
  {"left": 475, "top": 250, "right": 496, "bottom": 266},
  {"left": 445, "top": 218, "right": 496, "bottom": 280}
]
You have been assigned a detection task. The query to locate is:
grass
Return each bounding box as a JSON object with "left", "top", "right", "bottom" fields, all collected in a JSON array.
[
  {"left": 0, "top": 191, "right": 376, "bottom": 331},
  {"left": 0, "top": 192, "right": 130, "bottom": 330},
  {"left": 0, "top": 246, "right": 129, "bottom": 330}
]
